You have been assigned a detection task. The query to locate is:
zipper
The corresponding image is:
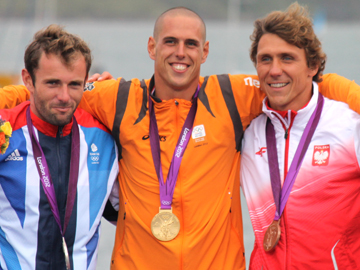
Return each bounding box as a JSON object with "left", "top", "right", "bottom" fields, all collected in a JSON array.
[{"left": 268, "top": 109, "right": 297, "bottom": 269}]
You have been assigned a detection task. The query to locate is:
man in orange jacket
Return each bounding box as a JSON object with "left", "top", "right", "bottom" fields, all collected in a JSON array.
[{"left": 1, "top": 7, "right": 360, "bottom": 270}]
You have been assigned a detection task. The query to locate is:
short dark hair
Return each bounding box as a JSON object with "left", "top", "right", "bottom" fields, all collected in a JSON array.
[
  {"left": 250, "top": 2, "right": 326, "bottom": 82},
  {"left": 153, "top": 7, "right": 206, "bottom": 42},
  {"left": 24, "top": 24, "right": 92, "bottom": 84}
]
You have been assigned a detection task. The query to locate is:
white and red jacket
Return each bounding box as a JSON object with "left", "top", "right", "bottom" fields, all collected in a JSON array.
[{"left": 240, "top": 83, "right": 360, "bottom": 269}]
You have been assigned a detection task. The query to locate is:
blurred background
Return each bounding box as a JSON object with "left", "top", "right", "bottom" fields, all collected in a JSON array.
[{"left": 1, "top": 0, "right": 359, "bottom": 268}]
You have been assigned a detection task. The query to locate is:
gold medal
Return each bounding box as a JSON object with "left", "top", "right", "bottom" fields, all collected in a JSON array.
[
  {"left": 62, "top": 237, "right": 71, "bottom": 270},
  {"left": 263, "top": 220, "right": 281, "bottom": 252},
  {"left": 151, "top": 208, "right": 180, "bottom": 241}
]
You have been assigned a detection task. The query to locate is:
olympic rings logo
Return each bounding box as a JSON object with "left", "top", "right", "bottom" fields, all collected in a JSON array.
[
  {"left": 193, "top": 126, "right": 203, "bottom": 133},
  {"left": 91, "top": 156, "right": 99, "bottom": 162},
  {"left": 161, "top": 200, "right": 171, "bottom": 205}
]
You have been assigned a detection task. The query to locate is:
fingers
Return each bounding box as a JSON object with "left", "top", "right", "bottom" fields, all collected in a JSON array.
[
  {"left": 98, "top": 71, "right": 115, "bottom": 80},
  {"left": 87, "top": 71, "right": 115, "bottom": 82},
  {"left": 87, "top": 73, "right": 101, "bottom": 82}
]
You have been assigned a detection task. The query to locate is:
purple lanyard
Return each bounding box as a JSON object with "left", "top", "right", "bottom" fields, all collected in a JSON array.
[
  {"left": 26, "top": 107, "right": 80, "bottom": 236},
  {"left": 149, "top": 86, "right": 199, "bottom": 209},
  {"left": 266, "top": 93, "right": 324, "bottom": 220}
]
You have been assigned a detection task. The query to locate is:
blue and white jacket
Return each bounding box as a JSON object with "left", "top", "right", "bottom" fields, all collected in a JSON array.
[{"left": 0, "top": 102, "right": 119, "bottom": 270}]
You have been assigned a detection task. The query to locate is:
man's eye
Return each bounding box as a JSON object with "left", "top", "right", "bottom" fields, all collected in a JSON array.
[
  {"left": 47, "top": 81, "right": 59, "bottom": 86},
  {"left": 67, "top": 82, "right": 83, "bottom": 90}
]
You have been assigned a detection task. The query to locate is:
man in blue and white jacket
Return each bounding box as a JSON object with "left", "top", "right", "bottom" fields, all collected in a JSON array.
[{"left": 0, "top": 25, "right": 119, "bottom": 269}]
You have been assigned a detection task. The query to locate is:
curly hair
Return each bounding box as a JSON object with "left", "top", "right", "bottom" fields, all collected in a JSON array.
[
  {"left": 250, "top": 2, "right": 326, "bottom": 82},
  {"left": 24, "top": 24, "right": 92, "bottom": 84}
]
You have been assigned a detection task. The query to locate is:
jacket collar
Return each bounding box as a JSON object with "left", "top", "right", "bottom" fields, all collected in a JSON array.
[{"left": 30, "top": 107, "right": 73, "bottom": 138}]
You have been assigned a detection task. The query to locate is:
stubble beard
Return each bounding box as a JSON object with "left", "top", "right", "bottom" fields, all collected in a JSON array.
[{"left": 35, "top": 98, "right": 76, "bottom": 127}]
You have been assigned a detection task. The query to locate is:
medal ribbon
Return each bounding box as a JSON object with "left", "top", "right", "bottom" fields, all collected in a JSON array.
[
  {"left": 266, "top": 93, "right": 324, "bottom": 220},
  {"left": 26, "top": 107, "right": 80, "bottom": 267},
  {"left": 149, "top": 86, "right": 199, "bottom": 210}
]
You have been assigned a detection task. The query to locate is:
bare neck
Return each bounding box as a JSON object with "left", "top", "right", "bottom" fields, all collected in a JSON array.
[{"left": 153, "top": 76, "right": 199, "bottom": 101}]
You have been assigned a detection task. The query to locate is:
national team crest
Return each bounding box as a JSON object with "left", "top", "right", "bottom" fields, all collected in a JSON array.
[{"left": 312, "top": 145, "right": 330, "bottom": 166}]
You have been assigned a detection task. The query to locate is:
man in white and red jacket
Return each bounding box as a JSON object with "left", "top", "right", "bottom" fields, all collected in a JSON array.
[{"left": 241, "top": 3, "right": 360, "bottom": 269}]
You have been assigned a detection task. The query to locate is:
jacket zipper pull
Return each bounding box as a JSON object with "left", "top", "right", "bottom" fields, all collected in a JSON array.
[
  {"left": 284, "top": 129, "right": 288, "bottom": 140},
  {"left": 59, "top": 126, "right": 64, "bottom": 137}
]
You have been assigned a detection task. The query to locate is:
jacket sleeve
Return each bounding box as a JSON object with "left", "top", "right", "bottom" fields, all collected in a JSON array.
[
  {"left": 0, "top": 85, "right": 30, "bottom": 109},
  {"left": 102, "top": 180, "right": 120, "bottom": 225},
  {"left": 318, "top": 73, "right": 360, "bottom": 114}
]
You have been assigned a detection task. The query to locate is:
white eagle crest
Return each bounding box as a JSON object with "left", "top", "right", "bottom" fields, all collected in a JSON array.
[{"left": 314, "top": 150, "right": 328, "bottom": 164}]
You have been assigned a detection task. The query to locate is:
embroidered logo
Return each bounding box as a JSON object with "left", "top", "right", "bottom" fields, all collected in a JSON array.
[
  {"left": 90, "top": 143, "right": 100, "bottom": 164},
  {"left": 91, "top": 143, "right": 98, "bottom": 152},
  {"left": 255, "top": 147, "right": 267, "bottom": 157},
  {"left": 5, "top": 149, "right": 23, "bottom": 161},
  {"left": 84, "top": 82, "right": 95, "bottom": 91},
  {"left": 142, "top": 135, "right": 166, "bottom": 142},
  {"left": 312, "top": 145, "right": 330, "bottom": 166},
  {"left": 192, "top": 124, "right": 206, "bottom": 143}
]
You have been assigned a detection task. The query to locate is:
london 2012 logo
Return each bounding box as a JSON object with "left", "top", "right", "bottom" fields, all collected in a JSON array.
[{"left": 192, "top": 125, "right": 206, "bottom": 143}]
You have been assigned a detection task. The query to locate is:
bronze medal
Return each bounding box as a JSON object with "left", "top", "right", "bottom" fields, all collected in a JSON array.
[
  {"left": 62, "top": 237, "right": 71, "bottom": 270},
  {"left": 263, "top": 220, "right": 281, "bottom": 252},
  {"left": 151, "top": 208, "right": 180, "bottom": 241}
]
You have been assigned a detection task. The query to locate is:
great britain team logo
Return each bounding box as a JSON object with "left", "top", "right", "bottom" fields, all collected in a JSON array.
[
  {"left": 312, "top": 145, "right": 330, "bottom": 166},
  {"left": 90, "top": 143, "right": 100, "bottom": 164}
]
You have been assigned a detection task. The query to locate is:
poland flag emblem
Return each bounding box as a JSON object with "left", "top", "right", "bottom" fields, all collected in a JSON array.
[{"left": 312, "top": 145, "right": 330, "bottom": 166}]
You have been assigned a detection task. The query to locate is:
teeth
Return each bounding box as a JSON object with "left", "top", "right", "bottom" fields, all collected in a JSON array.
[
  {"left": 173, "top": 64, "right": 186, "bottom": 71},
  {"left": 270, "top": 83, "right": 287, "bottom": 88}
]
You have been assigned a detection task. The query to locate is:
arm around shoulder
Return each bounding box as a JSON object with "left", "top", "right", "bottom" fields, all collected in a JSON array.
[
  {"left": 79, "top": 78, "right": 123, "bottom": 130},
  {"left": 229, "top": 74, "right": 265, "bottom": 129},
  {"left": 319, "top": 73, "right": 360, "bottom": 114},
  {"left": 0, "top": 85, "right": 30, "bottom": 109}
]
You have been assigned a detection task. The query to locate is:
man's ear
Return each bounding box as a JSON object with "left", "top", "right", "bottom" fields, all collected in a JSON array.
[
  {"left": 309, "top": 64, "right": 319, "bottom": 78},
  {"left": 148, "top": 36, "right": 156, "bottom": 60},
  {"left": 201, "top": 41, "right": 210, "bottom": 64},
  {"left": 22, "top": 69, "right": 34, "bottom": 94}
]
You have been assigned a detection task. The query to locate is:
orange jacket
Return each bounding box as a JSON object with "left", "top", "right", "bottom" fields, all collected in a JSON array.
[
  {"left": 79, "top": 74, "right": 263, "bottom": 270},
  {"left": 1, "top": 73, "right": 360, "bottom": 269}
]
